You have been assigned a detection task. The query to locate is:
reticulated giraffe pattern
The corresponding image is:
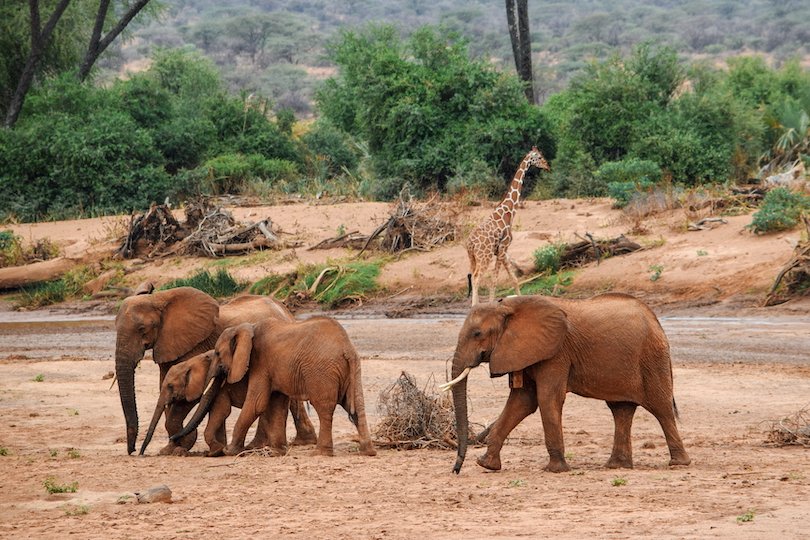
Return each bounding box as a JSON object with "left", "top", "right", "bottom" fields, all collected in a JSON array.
[{"left": 466, "top": 147, "right": 550, "bottom": 305}]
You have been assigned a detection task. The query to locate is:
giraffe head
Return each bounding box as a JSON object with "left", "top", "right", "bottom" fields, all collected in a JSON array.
[{"left": 527, "top": 146, "right": 550, "bottom": 171}]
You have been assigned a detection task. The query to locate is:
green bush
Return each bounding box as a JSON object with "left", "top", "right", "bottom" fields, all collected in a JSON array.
[
  {"left": 445, "top": 158, "right": 505, "bottom": 198},
  {"left": 300, "top": 120, "right": 360, "bottom": 177},
  {"left": 43, "top": 477, "right": 78, "bottom": 494},
  {"left": 161, "top": 269, "right": 247, "bottom": 298},
  {"left": 599, "top": 158, "right": 661, "bottom": 207},
  {"left": 749, "top": 188, "right": 810, "bottom": 234},
  {"left": 201, "top": 153, "right": 298, "bottom": 194},
  {"left": 533, "top": 244, "right": 566, "bottom": 274},
  {"left": 317, "top": 25, "right": 554, "bottom": 196}
]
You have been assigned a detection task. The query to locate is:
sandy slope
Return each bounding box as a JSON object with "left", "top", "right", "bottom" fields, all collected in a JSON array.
[{"left": 5, "top": 198, "right": 804, "bottom": 310}]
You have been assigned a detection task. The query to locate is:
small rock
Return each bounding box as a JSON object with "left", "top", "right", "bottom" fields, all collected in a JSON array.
[
  {"left": 641, "top": 441, "right": 656, "bottom": 449},
  {"left": 135, "top": 485, "right": 172, "bottom": 504},
  {"left": 101, "top": 371, "right": 114, "bottom": 380}
]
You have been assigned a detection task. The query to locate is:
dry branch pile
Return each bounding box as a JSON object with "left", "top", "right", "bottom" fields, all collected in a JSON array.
[
  {"left": 374, "top": 371, "right": 477, "bottom": 450},
  {"left": 764, "top": 405, "right": 810, "bottom": 447},
  {"left": 764, "top": 216, "right": 810, "bottom": 306},
  {"left": 359, "top": 188, "right": 460, "bottom": 255},
  {"left": 559, "top": 233, "right": 642, "bottom": 268},
  {"left": 116, "top": 200, "right": 293, "bottom": 259}
]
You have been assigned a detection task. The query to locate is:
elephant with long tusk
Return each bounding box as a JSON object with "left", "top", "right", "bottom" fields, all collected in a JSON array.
[{"left": 447, "top": 293, "right": 691, "bottom": 474}]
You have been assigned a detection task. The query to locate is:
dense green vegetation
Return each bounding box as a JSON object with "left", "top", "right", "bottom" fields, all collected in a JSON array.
[
  {"left": 160, "top": 268, "right": 248, "bottom": 298},
  {"left": 1, "top": 2, "right": 809, "bottom": 229},
  {"left": 117, "top": 0, "right": 810, "bottom": 108}
]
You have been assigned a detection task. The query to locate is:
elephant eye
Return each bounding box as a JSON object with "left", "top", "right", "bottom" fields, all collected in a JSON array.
[{"left": 472, "top": 329, "right": 482, "bottom": 338}]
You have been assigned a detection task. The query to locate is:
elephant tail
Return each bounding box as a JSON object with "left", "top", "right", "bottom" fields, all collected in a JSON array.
[
  {"left": 672, "top": 398, "right": 680, "bottom": 421},
  {"left": 344, "top": 351, "right": 359, "bottom": 420}
]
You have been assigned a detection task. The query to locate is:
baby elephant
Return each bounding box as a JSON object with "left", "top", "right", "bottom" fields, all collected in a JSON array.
[
  {"left": 175, "top": 317, "right": 376, "bottom": 458},
  {"left": 140, "top": 351, "right": 313, "bottom": 456}
]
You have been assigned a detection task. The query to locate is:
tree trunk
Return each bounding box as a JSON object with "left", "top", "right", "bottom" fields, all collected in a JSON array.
[
  {"left": 3, "top": 0, "right": 72, "bottom": 128},
  {"left": 77, "top": 0, "right": 152, "bottom": 81},
  {"left": 505, "top": 0, "right": 535, "bottom": 104}
]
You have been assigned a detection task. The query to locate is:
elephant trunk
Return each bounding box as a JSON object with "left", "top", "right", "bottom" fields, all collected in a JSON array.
[
  {"left": 115, "top": 337, "right": 143, "bottom": 455},
  {"left": 451, "top": 359, "right": 470, "bottom": 474},
  {"left": 140, "top": 387, "right": 169, "bottom": 455},
  {"left": 170, "top": 373, "right": 224, "bottom": 442}
]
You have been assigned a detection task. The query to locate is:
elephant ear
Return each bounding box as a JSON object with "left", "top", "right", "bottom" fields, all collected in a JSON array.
[
  {"left": 489, "top": 297, "right": 569, "bottom": 376},
  {"left": 225, "top": 323, "right": 255, "bottom": 384},
  {"left": 153, "top": 287, "right": 219, "bottom": 364},
  {"left": 183, "top": 355, "right": 210, "bottom": 401}
]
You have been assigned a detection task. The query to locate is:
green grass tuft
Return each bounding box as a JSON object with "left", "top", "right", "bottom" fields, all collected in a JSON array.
[
  {"left": 518, "top": 271, "right": 574, "bottom": 296},
  {"left": 161, "top": 269, "right": 247, "bottom": 298},
  {"left": 44, "top": 477, "right": 78, "bottom": 494},
  {"left": 749, "top": 188, "right": 810, "bottom": 234}
]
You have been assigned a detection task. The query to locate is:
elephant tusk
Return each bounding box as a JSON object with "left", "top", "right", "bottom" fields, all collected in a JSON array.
[
  {"left": 439, "top": 367, "right": 471, "bottom": 392},
  {"left": 202, "top": 376, "right": 217, "bottom": 396},
  {"left": 108, "top": 374, "right": 117, "bottom": 391}
]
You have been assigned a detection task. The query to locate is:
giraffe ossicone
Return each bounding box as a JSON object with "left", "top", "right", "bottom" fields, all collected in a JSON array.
[{"left": 465, "top": 147, "right": 550, "bottom": 305}]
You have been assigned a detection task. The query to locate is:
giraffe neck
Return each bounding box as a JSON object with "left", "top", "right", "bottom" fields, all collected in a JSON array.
[{"left": 492, "top": 157, "right": 531, "bottom": 227}]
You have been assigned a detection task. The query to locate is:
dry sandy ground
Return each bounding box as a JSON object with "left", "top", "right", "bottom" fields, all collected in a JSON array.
[
  {"left": 1, "top": 199, "right": 808, "bottom": 538},
  {"left": 0, "top": 312, "right": 809, "bottom": 539}
]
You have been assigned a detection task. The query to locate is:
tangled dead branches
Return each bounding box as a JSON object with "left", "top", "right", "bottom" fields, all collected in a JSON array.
[
  {"left": 764, "top": 215, "right": 810, "bottom": 306},
  {"left": 374, "top": 371, "right": 478, "bottom": 450},
  {"left": 357, "top": 188, "right": 461, "bottom": 256},
  {"left": 763, "top": 405, "right": 810, "bottom": 447},
  {"left": 116, "top": 200, "right": 293, "bottom": 259}
]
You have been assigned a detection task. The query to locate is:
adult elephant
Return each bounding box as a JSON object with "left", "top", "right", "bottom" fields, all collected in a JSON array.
[
  {"left": 443, "top": 293, "right": 691, "bottom": 474},
  {"left": 114, "top": 286, "right": 316, "bottom": 455},
  {"left": 174, "top": 318, "right": 377, "bottom": 458}
]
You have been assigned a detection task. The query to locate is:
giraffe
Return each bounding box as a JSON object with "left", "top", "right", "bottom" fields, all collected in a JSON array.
[{"left": 466, "top": 147, "right": 550, "bottom": 305}]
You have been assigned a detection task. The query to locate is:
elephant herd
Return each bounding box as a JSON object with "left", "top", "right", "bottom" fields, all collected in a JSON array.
[{"left": 115, "top": 286, "right": 690, "bottom": 474}]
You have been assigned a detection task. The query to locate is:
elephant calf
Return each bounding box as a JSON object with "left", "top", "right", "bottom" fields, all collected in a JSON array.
[
  {"left": 443, "top": 293, "right": 691, "bottom": 474},
  {"left": 175, "top": 317, "right": 377, "bottom": 458},
  {"left": 140, "top": 350, "right": 309, "bottom": 456}
]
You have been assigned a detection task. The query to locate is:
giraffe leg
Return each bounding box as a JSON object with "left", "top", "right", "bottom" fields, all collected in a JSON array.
[
  {"left": 490, "top": 260, "right": 500, "bottom": 303},
  {"left": 503, "top": 253, "right": 522, "bottom": 296}
]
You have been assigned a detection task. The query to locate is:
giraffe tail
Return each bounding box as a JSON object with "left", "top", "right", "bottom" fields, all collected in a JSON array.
[{"left": 467, "top": 273, "right": 472, "bottom": 298}]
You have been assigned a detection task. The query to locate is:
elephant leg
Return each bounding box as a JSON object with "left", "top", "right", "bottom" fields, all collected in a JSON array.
[
  {"left": 262, "top": 392, "right": 290, "bottom": 456},
  {"left": 535, "top": 379, "right": 570, "bottom": 473},
  {"left": 477, "top": 386, "right": 538, "bottom": 471},
  {"left": 289, "top": 399, "right": 317, "bottom": 446},
  {"left": 160, "top": 400, "right": 197, "bottom": 455},
  {"left": 341, "top": 391, "right": 376, "bottom": 457},
  {"left": 646, "top": 399, "right": 691, "bottom": 467},
  {"left": 224, "top": 390, "right": 269, "bottom": 456},
  {"left": 246, "top": 413, "right": 271, "bottom": 450},
  {"left": 311, "top": 400, "right": 336, "bottom": 457},
  {"left": 605, "top": 401, "right": 637, "bottom": 469},
  {"left": 204, "top": 395, "right": 232, "bottom": 457}
]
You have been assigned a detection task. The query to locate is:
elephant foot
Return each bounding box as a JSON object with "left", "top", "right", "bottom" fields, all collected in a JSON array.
[
  {"left": 245, "top": 439, "right": 269, "bottom": 451},
  {"left": 544, "top": 459, "right": 571, "bottom": 473},
  {"left": 358, "top": 442, "right": 377, "bottom": 457},
  {"left": 171, "top": 446, "right": 190, "bottom": 457},
  {"left": 291, "top": 432, "right": 318, "bottom": 446},
  {"left": 158, "top": 442, "right": 179, "bottom": 456},
  {"left": 476, "top": 452, "right": 501, "bottom": 471},
  {"left": 268, "top": 446, "right": 288, "bottom": 457},
  {"left": 314, "top": 446, "right": 334, "bottom": 457},
  {"left": 206, "top": 448, "right": 224, "bottom": 457},
  {"left": 223, "top": 444, "right": 244, "bottom": 457},
  {"left": 605, "top": 455, "right": 633, "bottom": 469},
  {"left": 668, "top": 454, "right": 691, "bottom": 467}
]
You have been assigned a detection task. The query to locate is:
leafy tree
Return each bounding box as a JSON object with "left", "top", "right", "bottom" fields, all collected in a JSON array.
[
  {"left": 2, "top": 0, "right": 155, "bottom": 128},
  {"left": 317, "top": 25, "right": 554, "bottom": 197}
]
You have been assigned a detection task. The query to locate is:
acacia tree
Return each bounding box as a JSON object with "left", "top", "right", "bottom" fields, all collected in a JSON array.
[
  {"left": 2, "top": 0, "right": 153, "bottom": 129},
  {"left": 505, "top": 0, "right": 533, "bottom": 103}
]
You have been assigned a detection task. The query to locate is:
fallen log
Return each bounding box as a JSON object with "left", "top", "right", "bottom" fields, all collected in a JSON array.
[
  {"left": 764, "top": 216, "right": 810, "bottom": 306},
  {"left": 0, "top": 258, "right": 76, "bottom": 290}
]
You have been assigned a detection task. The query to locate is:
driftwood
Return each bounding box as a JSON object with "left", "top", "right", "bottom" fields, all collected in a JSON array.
[
  {"left": 307, "top": 230, "right": 368, "bottom": 250},
  {"left": 357, "top": 188, "right": 460, "bottom": 256},
  {"left": 558, "top": 233, "right": 642, "bottom": 268},
  {"left": 687, "top": 217, "right": 728, "bottom": 231},
  {"left": 0, "top": 258, "right": 77, "bottom": 290},
  {"left": 764, "top": 215, "right": 810, "bottom": 306},
  {"left": 116, "top": 201, "right": 292, "bottom": 259}
]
